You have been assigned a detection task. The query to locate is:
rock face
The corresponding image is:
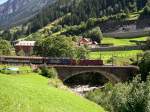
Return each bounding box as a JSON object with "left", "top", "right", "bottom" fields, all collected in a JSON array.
[{"left": 0, "top": 0, "right": 56, "bottom": 28}]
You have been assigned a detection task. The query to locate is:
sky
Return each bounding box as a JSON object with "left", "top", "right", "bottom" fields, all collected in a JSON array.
[{"left": 0, "top": 0, "right": 7, "bottom": 5}]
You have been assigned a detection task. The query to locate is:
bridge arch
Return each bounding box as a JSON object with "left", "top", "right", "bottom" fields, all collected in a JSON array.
[{"left": 63, "top": 70, "right": 121, "bottom": 84}]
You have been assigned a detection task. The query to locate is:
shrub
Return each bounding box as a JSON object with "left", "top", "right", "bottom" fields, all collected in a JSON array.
[
  {"left": 0, "top": 69, "right": 11, "bottom": 74},
  {"left": 48, "top": 78, "right": 67, "bottom": 90},
  {"left": 51, "top": 25, "right": 62, "bottom": 33},
  {"left": 85, "top": 27, "right": 103, "bottom": 43},
  {"left": 40, "top": 66, "right": 58, "bottom": 78},
  {"left": 138, "top": 51, "right": 150, "bottom": 81},
  {"left": 85, "top": 75, "right": 150, "bottom": 112},
  {"left": 0, "top": 39, "right": 12, "bottom": 55},
  {"left": 17, "top": 49, "right": 25, "bottom": 56},
  {"left": 139, "top": 2, "right": 150, "bottom": 19},
  {"left": 85, "top": 83, "right": 114, "bottom": 111}
]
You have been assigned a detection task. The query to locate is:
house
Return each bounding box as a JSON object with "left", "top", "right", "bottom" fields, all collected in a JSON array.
[
  {"left": 78, "top": 37, "right": 98, "bottom": 48},
  {"left": 15, "top": 41, "right": 35, "bottom": 56},
  {"left": 78, "top": 38, "right": 92, "bottom": 46}
]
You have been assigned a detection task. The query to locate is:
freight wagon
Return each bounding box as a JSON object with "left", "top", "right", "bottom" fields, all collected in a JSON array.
[
  {"left": 0, "top": 56, "right": 44, "bottom": 64},
  {"left": 0, "top": 56, "right": 104, "bottom": 66},
  {"left": 46, "top": 58, "right": 71, "bottom": 65},
  {"left": 78, "top": 60, "right": 103, "bottom": 65}
]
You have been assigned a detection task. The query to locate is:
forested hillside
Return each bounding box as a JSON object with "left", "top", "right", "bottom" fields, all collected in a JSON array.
[
  {"left": 28, "top": 0, "right": 147, "bottom": 32},
  {"left": 137, "top": 0, "right": 150, "bottom": 28},
  {"left": 61, "top": 0, "right": 147, "bottom": 25},
  {"left": 0, "top": 0, "right": 149, "bottom": 41}
]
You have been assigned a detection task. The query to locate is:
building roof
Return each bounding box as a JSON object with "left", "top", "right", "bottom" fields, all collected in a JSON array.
[
  {"left": 80, "top": 38, "right": 90, "bottom": 42},
  {"left": 79, "top": 38, "right": 95, "bottom": 45},
  {"left": 15, "top": 41, "right": 35, "bottom": 46}
]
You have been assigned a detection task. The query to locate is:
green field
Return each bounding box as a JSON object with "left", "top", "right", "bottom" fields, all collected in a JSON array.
[
  {"left": 89, "top": 50, "right": 143, "bottom": 65},
  {"left": 0, "top": 73, "right": 105, "bottom": 112},
  {"left": 102, "top": 36, "right": 147, "bottom": 46},
  {"left": 126, "top": 12, "right": 140, "bottom": 20}
]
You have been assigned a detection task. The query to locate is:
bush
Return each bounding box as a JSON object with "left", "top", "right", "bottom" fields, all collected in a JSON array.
[
  {"left": 0, "top": 69, "right": 12, "bottom": 74},
  {"left": 85, "top": 83, "right": 114, "bottom": 111},
  {"left": 85, "top": 27, "right": 103, "bottom": 43},
  {"left": 140, "top": 4, "right": 150, "bottom": 18},
  {"left": 85, "top": 75, "right": 150, "bottom": 112},
  {"left": 40, "top": 66, "right": 58, "bottom": 78},
  {"left": 17, "top": 49, "right": 25, "bottom": 56},
  {"left": 76, "top": 46, "right": 89, "bottom": 59},
  {"left": 138, "top": 51, "right": 150, "bottom": 81},
  {"left": 0, "top": 39, "right": 12, "bottom": 55},
  {"left": 51, "top": 25, "right": 62, "bottom": 33},
  {"left": 48, "top": 78, "right": 67, "bottom": 89}
]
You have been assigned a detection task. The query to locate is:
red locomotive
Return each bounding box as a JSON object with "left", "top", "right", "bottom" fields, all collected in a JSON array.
[{"left": 0, "top": 56, "right": 103, "bottom": 66}]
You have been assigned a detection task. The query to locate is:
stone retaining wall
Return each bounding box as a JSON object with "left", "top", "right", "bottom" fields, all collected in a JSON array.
[
  {"left": 91, "top": 45, "right": 147, "bottom": 52},
  {"left": 103, "top": 29, "right": 150, "bottom": 38}
]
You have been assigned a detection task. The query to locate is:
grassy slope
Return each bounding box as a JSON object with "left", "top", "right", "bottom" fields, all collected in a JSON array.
[
  {"left": 0, "top": 73, "right": 105, "bottom": 112},
  {"left": 89, "top": 50, "right": 143, "bottom": 65},
  {"left": 102, "top": 36, "right": 148, "bottom": 46},
  {"left": 126, "top": 12, "right": 140, "bottom": 20},
  {"left": 90, "top": 36, "right": 146, "bottom": 64},
  {"left": 89, "top": 50, "right": 143, "bottom": 59},
  {"left": 24, "top": 16, "right": 66, "bottom": 41}
]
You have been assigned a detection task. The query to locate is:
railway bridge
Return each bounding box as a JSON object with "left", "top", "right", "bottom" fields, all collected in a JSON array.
[{"left": 46, "top": 65, "right": 139, "bottom": 83}]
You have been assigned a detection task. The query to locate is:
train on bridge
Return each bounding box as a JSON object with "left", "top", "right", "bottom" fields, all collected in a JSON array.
[{"left": 0, "top": 56, "right": 103, "bottom": 66}]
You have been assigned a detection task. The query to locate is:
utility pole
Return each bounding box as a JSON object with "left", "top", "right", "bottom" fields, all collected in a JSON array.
[
  {"left": 99, "top": 51, "right": 102, "bottom": 60},
  {"left": 112, "top": 54, "right": 114, "bottom": 66},
  {"left": 137, "top": 54, "right": 139, "bottom": 64}
]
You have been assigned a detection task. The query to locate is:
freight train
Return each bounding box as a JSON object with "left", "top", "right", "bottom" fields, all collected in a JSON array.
[{"left": 0, "top": 56, "right": 103, "bottom": 66}]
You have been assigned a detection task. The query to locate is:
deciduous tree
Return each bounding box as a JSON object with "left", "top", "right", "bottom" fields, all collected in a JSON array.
[{"left": 0, "top": 39, "right": 12, "bottom": 55}]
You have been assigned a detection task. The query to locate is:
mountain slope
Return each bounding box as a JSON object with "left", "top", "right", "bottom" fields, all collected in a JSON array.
[
  {"left": 0, "top": 0, "right": 57, "bottom": 28},
  {"left": 0, "top": 73, "right": 105, "bottom": 112},
  {"left": 0, "top": 0, "right": 147, "bottom": 29},
  {"left": 25, "top": 0, "right": 147, "bottom": 34}
]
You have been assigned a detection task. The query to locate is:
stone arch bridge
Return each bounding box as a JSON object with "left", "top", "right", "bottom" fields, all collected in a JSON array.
[{"left": 46, "top": 65, "right": 139, "bottom": 83}]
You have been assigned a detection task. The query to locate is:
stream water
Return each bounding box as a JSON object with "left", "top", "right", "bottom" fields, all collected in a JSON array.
[{"left": 64, "top": 72, "right": 108, "bottom": 95}]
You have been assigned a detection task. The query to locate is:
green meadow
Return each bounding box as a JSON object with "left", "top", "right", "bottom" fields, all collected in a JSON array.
[
  {"left": 89, "top": 50, "right": 143, "bottom": 65},
  {"left": 102, "top": 36, "right": 147, "bottom": 46},
  {"left": 0, "top": 72, "right": 105, "bottom": 112}
]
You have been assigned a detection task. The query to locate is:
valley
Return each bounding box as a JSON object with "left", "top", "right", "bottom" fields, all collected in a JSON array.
[{"left": 0, "top": 0, "right": 150, "bottom": 112}]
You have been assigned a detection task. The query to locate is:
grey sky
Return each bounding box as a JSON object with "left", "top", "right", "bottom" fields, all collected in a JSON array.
[{"left": 0, "top": 0, "right": 8, "bottom": 5}]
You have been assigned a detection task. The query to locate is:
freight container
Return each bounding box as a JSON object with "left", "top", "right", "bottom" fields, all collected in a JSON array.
[
  {"left": 30, "top": 59, "right": 44, "bottom": 64},
  {"left": 61, "top": 59, "right": 71, "bottom": 65},
  {"left": 46, "top": 58, "right": 62, "bottom": 64},
  {"left": 71, "top": 59, "right": 77, "bottom": 65},
  {"left": 78, "top": 60, "right": 103, "bottom": 66}
]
